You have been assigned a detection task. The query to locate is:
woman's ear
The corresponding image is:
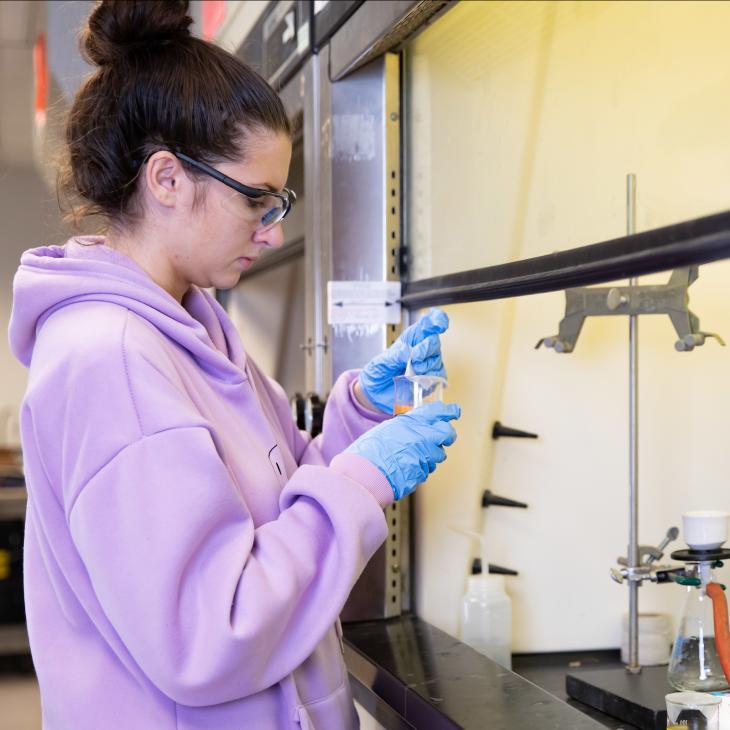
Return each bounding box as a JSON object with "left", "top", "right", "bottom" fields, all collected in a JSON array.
[{"left": 144, "top": 151, "right": 192, "bottom": 209}]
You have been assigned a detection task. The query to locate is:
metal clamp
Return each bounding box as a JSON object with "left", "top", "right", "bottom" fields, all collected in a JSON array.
[
  {"left": 675, "top": 331, "right": 725, "bottom": 352},
  {"left": 617, "top": 546, "right": 663, "bottom": 566},
  {"left": 616, "top": 527, "right": 679, "bottom": 567},
  {"left": 536, "top": 267, "right": 725, "bottom": 353},
  {"left": 612, "top": 526, "right": 679, "bottom": 585},
  {"left": 611, "top": 565, "right": 657, "bottom": 584},
  {"left": 534, "top": 336, "right": 574, "bottom": 353}
]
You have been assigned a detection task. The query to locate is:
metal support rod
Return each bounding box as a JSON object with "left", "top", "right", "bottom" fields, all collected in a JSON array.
[{"left": 627, "top": 173, "right": 641, "bottom": 674}]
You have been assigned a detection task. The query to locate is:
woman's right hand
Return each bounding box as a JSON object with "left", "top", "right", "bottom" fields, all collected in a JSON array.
[{"left": 345, "top": 401, "right": 461, "bottom": 500}]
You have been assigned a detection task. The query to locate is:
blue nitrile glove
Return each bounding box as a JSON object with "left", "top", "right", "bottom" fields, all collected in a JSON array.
[
  {"left": 359, "top": 308, "right": 449, "bottom": 413},
  {"left": 345, "top": 401, "right": 461, "bottom": 500}
]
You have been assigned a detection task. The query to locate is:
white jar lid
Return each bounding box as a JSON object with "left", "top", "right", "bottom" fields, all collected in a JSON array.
[{"left": 666, "top": 691, "right": 722, "bottom": 707}]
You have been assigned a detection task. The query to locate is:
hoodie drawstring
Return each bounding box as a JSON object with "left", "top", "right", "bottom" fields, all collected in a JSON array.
[{"left": 281, "top": 673, "right": 315, "bottom": 729}]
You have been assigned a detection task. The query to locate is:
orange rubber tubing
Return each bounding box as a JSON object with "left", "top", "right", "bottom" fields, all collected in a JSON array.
[{"left": 707, "top": 582, "right": 730, "bottom": 686}]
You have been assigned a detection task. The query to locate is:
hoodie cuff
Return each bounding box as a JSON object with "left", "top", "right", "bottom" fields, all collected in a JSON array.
[
  {"left": 347, "top": 372, "right": 391, "bottom": 422},
  {"left": 330, "top": 453, "right": 395, "bottom": 509}
]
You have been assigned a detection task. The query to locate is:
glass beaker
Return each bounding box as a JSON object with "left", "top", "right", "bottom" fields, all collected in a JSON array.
[
  {"left": 393, "top": 375, "right": 447, "bottom": 415},
  {"left": 666, "top": 691, "right": 721, "bottom": 729},
  {"left": 668, "top": 579, "right": 729, "bottom": 692}
]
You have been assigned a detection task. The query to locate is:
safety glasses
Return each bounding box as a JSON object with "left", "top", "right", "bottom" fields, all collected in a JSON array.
[{"left": 173, "top": 151, "right": 296, "bottom": 231}]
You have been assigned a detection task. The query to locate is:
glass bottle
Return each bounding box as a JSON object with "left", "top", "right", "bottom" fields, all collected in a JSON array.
[{"left": 668, "top": 569, "right": 729, "bottom": 692}]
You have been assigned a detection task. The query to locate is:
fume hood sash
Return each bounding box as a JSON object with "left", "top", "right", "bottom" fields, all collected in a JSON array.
[{"left": 329, "top": 0, "right": 453, "bottom": 80}]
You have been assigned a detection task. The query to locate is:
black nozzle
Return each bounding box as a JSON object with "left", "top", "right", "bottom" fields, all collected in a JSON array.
[
  {"left": 471, "top": 558, "right": 518, "bottom": 576},
  {"left": 492, "top": 421, "right": 538, "bottom": 440},
  {"left": 481, "top": 490, "right": 528, "bottom": 509}
]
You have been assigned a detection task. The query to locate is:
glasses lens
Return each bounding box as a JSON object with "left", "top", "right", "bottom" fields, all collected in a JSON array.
[
  {"left": 220, "top": 190, "right": 285, "bottom": 228},
  {"left": 261, "top": 205, "right": 284, "bottom": 228}
]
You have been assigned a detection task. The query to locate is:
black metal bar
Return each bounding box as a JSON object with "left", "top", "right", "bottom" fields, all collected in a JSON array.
[{"left": 401, "top": 210, "right": 730, "bottom": 310}]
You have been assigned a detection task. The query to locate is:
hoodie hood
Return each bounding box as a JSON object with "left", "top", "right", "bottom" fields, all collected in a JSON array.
[{"left": 9, "top": 237, "right": 247, "bottom": 382}]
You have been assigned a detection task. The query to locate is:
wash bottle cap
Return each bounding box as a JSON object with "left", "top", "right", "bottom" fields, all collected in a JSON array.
[{"left": 467, "top": 573, "right": 506, "bottom": 595}]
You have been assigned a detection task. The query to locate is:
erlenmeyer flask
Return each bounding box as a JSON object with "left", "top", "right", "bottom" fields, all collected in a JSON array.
[{"left": 668, "top": 582, "right": 729, "bottom": 692}]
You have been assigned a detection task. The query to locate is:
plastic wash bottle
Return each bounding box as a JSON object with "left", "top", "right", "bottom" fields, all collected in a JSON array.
[
  {"left": 460, "top": 564, "right": 512, "bottom": 669},
  {"left": 451, "top": 525, "right": 512, "bottom": 669}
]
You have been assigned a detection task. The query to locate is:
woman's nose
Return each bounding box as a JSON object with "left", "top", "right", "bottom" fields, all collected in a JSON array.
[{"left": 254, "top": 222, "right": 285, "bottom": 249}]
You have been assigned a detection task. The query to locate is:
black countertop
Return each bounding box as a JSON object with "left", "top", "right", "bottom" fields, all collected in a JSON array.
[
  {"left": 513, "top": 651, "right": 646, "bottom": 729},
  {"left": 344, "top": 615, "right": 621, "bottom": 729}
]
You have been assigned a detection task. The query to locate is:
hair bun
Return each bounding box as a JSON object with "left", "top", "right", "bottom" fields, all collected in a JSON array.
[{"left": 83, "top": 0, "right": 193, "bottom": 66}]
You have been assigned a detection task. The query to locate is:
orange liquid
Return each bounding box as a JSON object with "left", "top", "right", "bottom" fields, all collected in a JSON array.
[{"left": 393, "top": 404, "right": 413, "bottom": 415}]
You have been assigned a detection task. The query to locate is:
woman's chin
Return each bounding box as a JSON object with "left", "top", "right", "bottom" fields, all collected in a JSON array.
[
  {"left": 215, "top": 274, "right": 241, "bottom": 291},
  {"left": 204, "top": 260, "right": 255, "bottom": 291},
  {"left": 197, "top": 271, "right": 237, "bottom": 292}
]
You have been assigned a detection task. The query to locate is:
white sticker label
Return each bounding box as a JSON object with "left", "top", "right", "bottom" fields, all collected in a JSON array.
[
  {"left": 328, "top": 281, "right": 402, "bottom": 326},
  {"left": 282, "top": 11, "right": 295, "bottom": 44},
  {"left": 297, "top": 22, "right": 309, "bottom": 54}
]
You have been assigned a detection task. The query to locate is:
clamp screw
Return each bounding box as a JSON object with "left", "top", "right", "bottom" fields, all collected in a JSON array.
[{"left": 607, "top": 288, "right": 629, "bottom": 311}]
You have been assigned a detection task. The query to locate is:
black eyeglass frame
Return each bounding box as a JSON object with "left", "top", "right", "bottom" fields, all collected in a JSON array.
[{"left": 173, "top": 151, "right": 296, "bottom": 229}]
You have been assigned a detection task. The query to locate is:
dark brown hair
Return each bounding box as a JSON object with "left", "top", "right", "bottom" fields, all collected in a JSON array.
[{"left": 60, "top": 0, "right": 291, "bottom": 229}]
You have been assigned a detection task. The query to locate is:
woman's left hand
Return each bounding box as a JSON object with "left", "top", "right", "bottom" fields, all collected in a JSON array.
[{"left": 358, "top": 308, "right": 449, "bottom": 414}]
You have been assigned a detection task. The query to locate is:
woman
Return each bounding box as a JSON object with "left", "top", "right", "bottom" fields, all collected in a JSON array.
[{"left": 9, "top": 2, "right": 460, "bottom": 728}]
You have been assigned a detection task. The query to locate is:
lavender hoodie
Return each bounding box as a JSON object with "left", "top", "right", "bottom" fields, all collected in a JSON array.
[{"left": 8, "top": 238, "right": 395, "bottom": 730}]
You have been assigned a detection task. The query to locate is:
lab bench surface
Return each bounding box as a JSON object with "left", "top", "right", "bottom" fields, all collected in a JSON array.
[
  {"left": 513, "top": 651, "right": 643, "bottom": 730},
  {"left": 343, "top": 615, "right": 629, "bottom": 730}
]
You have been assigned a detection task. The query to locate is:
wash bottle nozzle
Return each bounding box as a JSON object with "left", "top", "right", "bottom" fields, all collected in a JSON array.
[
  {"left": 449, "top": 525, "right": 490, "bottom": 577},
  {"left": 449, "top": 525, "right": 513, "bottom": 669}
]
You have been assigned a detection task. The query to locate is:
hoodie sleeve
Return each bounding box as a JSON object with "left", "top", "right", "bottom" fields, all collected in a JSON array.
[
  {"left": 68, "top": 426, "right": 388, "bottom": 707},
  {"left": 285, "top": 370, "right": 391, "bottom": 468}
]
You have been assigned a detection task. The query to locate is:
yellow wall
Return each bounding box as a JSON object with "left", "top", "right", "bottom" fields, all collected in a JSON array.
[{"left": 407, "top": 1, "right": 730, "bottom": 651}]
